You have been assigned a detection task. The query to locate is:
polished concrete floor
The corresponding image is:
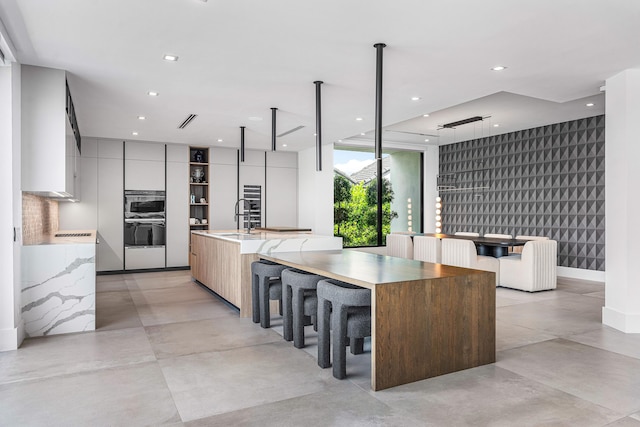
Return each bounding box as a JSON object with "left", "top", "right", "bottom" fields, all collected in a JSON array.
[{"left": 1, "top": 270, "right": 640, "bottom": 426}]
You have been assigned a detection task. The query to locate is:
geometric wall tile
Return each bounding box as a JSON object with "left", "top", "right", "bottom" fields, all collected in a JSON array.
[{"left": 439, "top": 114, "right": 605, "bottom": 271}]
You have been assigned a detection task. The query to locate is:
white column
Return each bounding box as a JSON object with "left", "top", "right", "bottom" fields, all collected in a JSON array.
[
  {"left": 0, "top": 62, "right": 24, "bottom": 351},
  {"left": 423, "top": 146, "right": 439, "bottom": 233},
  {"left": 298, "top": 144, "right": 334, "bottom": 236},
  {"left": 603, "top": 68, "right": 640, "bottom": 333}
]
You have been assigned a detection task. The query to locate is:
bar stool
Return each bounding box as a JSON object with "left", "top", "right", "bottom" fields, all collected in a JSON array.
[
  {"left": 251, "top": 260, "right": 287, "bottom": 328},
  {"left": 281, "top": 268, "right": 325, "bottom": 348},
  {"left": 317, "top": 279, "right": 371, "bottom": 380}
]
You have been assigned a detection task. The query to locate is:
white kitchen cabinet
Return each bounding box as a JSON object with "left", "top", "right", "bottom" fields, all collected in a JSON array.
[
  {"left": 210, "top": 147, "right": 238, "bottom": 230},
  {"left": 97, "top": 140, "right": 124, "bottom": 271},
  {"left": 238, "top": 149, "right": 265, "bottom": 228},
  {"left": 166, "top": 144, "right": 189, "bottom": 267},
  {"left": 124, "top": 141, "right": 165, "bottom": 191},
  {"left": 21, "top": 65, "right": 79, "bottom": 198},
  {"left": 59, "top": 138, "right": 98, "bottom": 230},
  {"left": 266, "top": 151, "right": 298, "bottom": 227}
]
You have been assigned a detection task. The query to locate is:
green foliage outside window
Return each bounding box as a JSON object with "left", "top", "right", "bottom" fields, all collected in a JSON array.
[{"left": 334, "top": 175, "right": 398, "bottom": 247}]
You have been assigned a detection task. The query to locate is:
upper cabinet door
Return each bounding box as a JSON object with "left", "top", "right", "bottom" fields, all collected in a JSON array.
[
  {"left": 124, "top": 141, "right": 165, "bottom": 190},
  {"left": 21, "top": 65, "right": 77, "bottom": 197}
]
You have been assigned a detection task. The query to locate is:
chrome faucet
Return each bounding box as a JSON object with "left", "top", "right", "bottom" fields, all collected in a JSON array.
[{"left": 233, "top": 198, "right": 252, "bottom": 234}]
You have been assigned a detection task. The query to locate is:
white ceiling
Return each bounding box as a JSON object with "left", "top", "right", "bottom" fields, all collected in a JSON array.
[{"left": 1, "top": 0, "right": 638, "bottom": 152}]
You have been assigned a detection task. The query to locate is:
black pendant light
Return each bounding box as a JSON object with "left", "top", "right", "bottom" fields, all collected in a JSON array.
[
  {"left": 240, "top": 126, "right": 245, "bottom": 162},
  {"left": 374, "top": 42, "right": 386, "bottom": 246},
  {"left": 271, "top": 107, "right": 278, "bottom": 151},
  {"left": 314, "top": 81, "right": 323, "bottom": 171}
]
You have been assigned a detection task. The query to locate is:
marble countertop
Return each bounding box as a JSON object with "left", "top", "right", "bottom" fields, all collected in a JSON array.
[
  {"left": 191, "top": 229, "right": 342, "bottom": 254},
  {"left": 27, "top": 229, "right": 97, "bottom": 246}
]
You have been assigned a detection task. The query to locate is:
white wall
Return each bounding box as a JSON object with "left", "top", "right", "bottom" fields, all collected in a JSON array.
[
  {"left": 423, "top": 147, "right": 438, "bottom": 233},
  {"left": 298, "top": 144, "right": 334, "bottom": 236},
  {"left": 0, "top": 63, "right": 24, "bottom": 351},
  {"left": 603, "top": 68, "right": 640, "bottom": 333}
]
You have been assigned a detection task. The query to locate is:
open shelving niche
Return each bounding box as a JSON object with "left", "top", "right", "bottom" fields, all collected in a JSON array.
[{"left": 189, "top": 147, "right": 210, "bottom": 232}]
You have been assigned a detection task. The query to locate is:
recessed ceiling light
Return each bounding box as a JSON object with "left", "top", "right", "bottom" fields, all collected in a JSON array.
[
  {"left": 491, "top": 66, "right": 507, "bottom": 71},
  {"left": 217, "top": 139, "right": 223, "bottom": 142},
  {"left": 337, "top": 139, "right": 342, "bottom": 143},
  {"left": 132, "top": 132, "right": 138, "bottom": 136},
  {"left": 586, "top": 103, "right": 595, "bottom": 107},
  {"left": 313, "top": 133, "right": 317, "bottom": 136},
  {"left": 411, "top": 97, "right": 421, "bottom": 101},
  {"left": 282, "top": 144, "right": 287, "bottom": 147},
  {"left": 163, "top": 54, "right": 179, "bottom": 62},
  {"left": 423, "top": 114, "right": 430, "bottom": 117},
  {"left": 425, "top": 139, "right": 429, "bottom": 142},
  {"left": 493, "top": 124, "right": 500, "bottom": 127},
  {"left": 360, "top": 132, "right": 366, "bottom": 136},
  {"left": 137, "top": 116, "right": 146, "bottom": 120},
  {"left": 147, "top": 91, "right": 159, "bottom": 96},
  {"left": 248, "top": 116, "right": 263, "bottom": 121},
  {"left": 356, "top": 117, "right": 363, "bottom": 121}
]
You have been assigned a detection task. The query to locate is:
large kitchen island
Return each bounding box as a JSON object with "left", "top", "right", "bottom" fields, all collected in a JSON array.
[{"left": 190, "top": 230, "right": 342, "bottom": 317}]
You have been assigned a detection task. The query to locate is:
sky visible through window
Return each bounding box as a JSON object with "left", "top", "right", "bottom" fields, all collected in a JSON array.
[{"left": 333, "top": 149, "right": 375, "bottom": 176}]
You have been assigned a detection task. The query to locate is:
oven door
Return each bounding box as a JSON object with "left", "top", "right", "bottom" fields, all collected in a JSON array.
[{"left": 124, "top": 220, "right": 166, "bottom": 247}]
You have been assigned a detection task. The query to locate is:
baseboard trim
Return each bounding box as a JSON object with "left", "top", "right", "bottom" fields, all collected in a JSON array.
[
  {"left": 603, "top": 306, "right": 640, "bottom": 333},
  {"left": 97, "top": 266, "right": 190, "bottom": 276},
  {"left": 0, "top": 319, "right": 25, "bottom": 352},
  {"left": 557, "top": 266, "right": 605, "bottom": 282}
]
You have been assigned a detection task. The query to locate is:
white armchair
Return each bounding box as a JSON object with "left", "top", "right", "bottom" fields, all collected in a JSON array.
[
  {"left": 512, "top": 235, "right": 549, "bottom": 254},
  {"left": 413, "top": 236, "right": 441, "bottom": 263},
  {"left": 386, "top": 234, "right": 413, "bottom": 259},
  {"left": 499, "top": 240, "right": 557, "bottom": 292},
  {"left": 441, "top": 238, "right": 499, "bottom": 286}
]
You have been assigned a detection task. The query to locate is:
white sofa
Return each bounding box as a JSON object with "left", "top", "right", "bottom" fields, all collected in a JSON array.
[
  {"left": 499, "top": 240, "right": 557, "bottom": 292},
  {"left": 386, "top": 234, "right": 413, "bottom": 259},
  {"left": 413, "top": 235, "right": 441, "bottom": 263},
  {"left": 441, "top": 238, "right": 500, "bottom": 286}
]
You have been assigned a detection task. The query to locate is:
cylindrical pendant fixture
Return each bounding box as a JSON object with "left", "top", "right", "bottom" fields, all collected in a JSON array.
[
  {"left": 374, "top": 43, "right": 386, "bottom": 246},
  {"left": 271, "top": 107, "right": 278, "bottom": 151},
  {"left": 314, "top": 81, "right": 323, "bottom": 171},
  {"left": 374, "top": 43, "right": 386, "bottom": 160},
  {"left": 240, "top": 126, "right": 245, "bottom": 162}
]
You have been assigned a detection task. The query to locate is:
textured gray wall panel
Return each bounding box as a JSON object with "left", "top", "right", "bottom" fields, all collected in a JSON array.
[{"left": 439, "top": 115, "right": 605, "bottom": 271}]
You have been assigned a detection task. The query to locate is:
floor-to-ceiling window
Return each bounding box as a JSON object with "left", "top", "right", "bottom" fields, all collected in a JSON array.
[{"left": 333, "top": 147, "right": 422, "bottom": 247}]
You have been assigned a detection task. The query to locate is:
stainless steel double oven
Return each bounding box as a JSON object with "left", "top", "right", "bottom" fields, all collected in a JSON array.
[{"left": 124, "top": 190, "right": 166, "bottom": 248}]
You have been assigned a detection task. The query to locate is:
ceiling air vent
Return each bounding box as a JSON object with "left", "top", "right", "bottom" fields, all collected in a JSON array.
[
  {"left": 441, "top": 116, "right": 484, "bottom": 129},
  {"left": 178, "top": 114, "right": 198, "bottom": 129},
  {"left": 277, "top": 125, "right": 305, "bottom": 137}
]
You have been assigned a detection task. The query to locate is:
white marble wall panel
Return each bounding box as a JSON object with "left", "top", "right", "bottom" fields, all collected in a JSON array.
[{"left": 21, "top": 244, "right": 96, "bottom": 337}]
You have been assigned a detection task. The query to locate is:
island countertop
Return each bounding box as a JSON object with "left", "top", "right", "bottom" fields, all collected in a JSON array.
[
  {"left": 189, "top": 229, "right": 342, "bottom": 318},
  {"left": 191, "top": 229, "right": 342, "bottom": 254}
]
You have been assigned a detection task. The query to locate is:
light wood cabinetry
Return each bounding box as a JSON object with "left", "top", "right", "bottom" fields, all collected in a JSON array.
[{"left": 190, "top": 232, "right": 257, "bottom": 310}]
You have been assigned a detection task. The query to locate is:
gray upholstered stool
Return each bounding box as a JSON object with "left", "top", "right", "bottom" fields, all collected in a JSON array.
[
  {"left": 281, "top": 268, "right": 325, "bottom": 348},
  {"left": 251, "top": 260, "right": 287, "bottom": 328},
  {"left": 317, "top": 279, "right": 371, "bottom": 380}
]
